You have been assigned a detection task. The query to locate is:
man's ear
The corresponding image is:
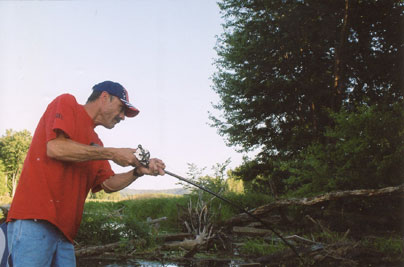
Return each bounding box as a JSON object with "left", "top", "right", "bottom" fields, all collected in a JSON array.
[{"left": 100, "top": 91, "right": 110, "bottom": 103}]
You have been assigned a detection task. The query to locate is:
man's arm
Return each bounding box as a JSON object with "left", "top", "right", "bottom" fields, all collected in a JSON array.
[
  {"left": 102, "top": 168, "right": 143, "bottom": 193},
  {"left": 102, "top": 158, "right": 166, "bottom": 193},
  {"left": 47, "top": 131, "right": 140, "bottom": 167}
]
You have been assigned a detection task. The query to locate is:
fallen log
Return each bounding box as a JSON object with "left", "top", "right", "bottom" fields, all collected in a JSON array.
[
  {"left": 162, "top": 229, "right": 212, "bottom": 251},
  {"left": 232, "top": 226, "right": 273, "bottom": 236},
  {"left": 163, "top": 234, "right": 206, "bottom": 251},
  {"left": 75, "top": 241, "right": 122, "bottom": 257},
  {"left": 227, "top": 184, "right": 404, "bottom": 224},
  {"left": 146, "top": 216, "right": 167, "bottom": 224}
]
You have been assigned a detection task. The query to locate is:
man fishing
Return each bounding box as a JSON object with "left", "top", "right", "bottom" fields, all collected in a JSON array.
[{"left": 6, "top": 81, "right": 166, "bottom": 266}]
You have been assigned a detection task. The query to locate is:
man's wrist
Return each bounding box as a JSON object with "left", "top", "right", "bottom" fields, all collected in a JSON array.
[{"left": 133, "top": 167, "right": 144, "bottom": 178}]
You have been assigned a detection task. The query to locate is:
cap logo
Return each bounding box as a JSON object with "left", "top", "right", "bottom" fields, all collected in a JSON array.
[{"left": 123, "top": 89, "right": 129, "bottom": 101}]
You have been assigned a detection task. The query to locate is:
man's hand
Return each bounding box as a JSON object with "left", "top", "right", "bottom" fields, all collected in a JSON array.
[
  {"left": 136, "top": 158, "right": 166, "bottom": 176},
  {"left": 110, "top": 148, "right": 140, "bottom": 167},
  {"left": 102, "top": 158, "right": 166, "bottom": 193}
]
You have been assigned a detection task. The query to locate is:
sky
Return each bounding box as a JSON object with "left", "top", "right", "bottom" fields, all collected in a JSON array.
[{"left": 0, "top": 1, "right": 246, "bottom": 190}]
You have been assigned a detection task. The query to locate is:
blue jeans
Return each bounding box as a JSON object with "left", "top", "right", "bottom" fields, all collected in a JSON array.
[{"left": 7, "top": 220, "right": 75, "bottom": 267}]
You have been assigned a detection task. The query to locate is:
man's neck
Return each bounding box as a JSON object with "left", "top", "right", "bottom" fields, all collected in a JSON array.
[{"left": 83, "top": 102, "right": 102, "bottom": 127}]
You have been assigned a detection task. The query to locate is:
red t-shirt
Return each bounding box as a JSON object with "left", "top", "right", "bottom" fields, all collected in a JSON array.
[{"left": 7, "top": 94, "right": 114, "bottom": 243}]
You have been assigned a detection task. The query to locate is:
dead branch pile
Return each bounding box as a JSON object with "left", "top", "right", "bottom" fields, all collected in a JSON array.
[{"left": 227, "top": 184, "right": 404, "bottom": 225}]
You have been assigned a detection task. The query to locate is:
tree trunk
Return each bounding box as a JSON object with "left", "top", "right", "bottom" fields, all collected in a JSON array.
[
  {"left": 333, "top": 0, "right": 349, "bottom": 111},
  {"left": 11, "top": 172, "right": 17, "bottom": 198},
  {"left": 227, "top": 184, "right": 404, "bottom": 224}
]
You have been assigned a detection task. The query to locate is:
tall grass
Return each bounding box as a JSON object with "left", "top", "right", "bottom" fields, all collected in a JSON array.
[
  {"left": 76, "top": 191, "right": 274, "bottom": 247},
  {"left": 120, "top": 194, "right": 190, "bottom": 232}
]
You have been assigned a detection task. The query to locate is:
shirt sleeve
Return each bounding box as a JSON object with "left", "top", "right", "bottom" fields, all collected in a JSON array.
[
  {"left": 91, "top": 160, "right": 115, "bottom": 193},
  {"left": 45, "top": 94, "right": 77, "bottom": 142}
]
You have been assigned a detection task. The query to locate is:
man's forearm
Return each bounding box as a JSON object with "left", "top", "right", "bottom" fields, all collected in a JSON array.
[
  {"left": 47, "top": 136, "right": 115, "bottom": 162},
  {"left": 102, "top": 168, "right": 143, "bottom": 193},
  {"left": 46, "top": 133, "right": 139, "bottom": 167}
]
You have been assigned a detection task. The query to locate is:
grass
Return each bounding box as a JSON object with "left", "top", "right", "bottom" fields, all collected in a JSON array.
[
  {"left": 361, "top": 236, "right": 404, "bottom": 255},
  {"left": 240, "top": 237, "right": 287, "bottom": 257},
  {"left": 77, "top": 193, "right": 194, "bottom": 247},
  {"left": 76, "top": 190, "right": 274, "bottom": 248}
]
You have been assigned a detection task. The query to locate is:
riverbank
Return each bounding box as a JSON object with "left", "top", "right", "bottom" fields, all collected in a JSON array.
[{"left": 75, "top": 188, "right": 403, "bottom": 266}]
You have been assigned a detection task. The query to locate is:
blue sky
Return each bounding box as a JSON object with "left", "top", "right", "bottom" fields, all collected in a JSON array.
[{"left": 0, "top": 1, "right": 246, "bottom": 190}]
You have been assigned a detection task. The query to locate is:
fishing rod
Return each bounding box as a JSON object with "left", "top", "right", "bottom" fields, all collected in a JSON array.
[{"left": 134, "top": 145, "right": 304, "bottom": 264}]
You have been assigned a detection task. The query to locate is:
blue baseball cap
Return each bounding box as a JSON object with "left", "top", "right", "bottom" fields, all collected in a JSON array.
[{"left": 93, "top": 81, "right": 139, "bottom": 117}]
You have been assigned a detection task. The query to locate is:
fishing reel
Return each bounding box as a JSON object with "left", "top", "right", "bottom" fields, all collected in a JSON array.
[{"left": 134, "top": 144, "right": 150, "bottom": 167}]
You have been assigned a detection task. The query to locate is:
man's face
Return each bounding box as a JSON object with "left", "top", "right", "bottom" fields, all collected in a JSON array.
[{"left": 101, "top": 94, "right": 126, "bottom": 129}]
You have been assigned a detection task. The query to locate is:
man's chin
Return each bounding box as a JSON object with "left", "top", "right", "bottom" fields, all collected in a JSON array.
[
  {"left": 103, "top": 124, "right": 115, "bottom": 129},
  {"left": 104, "top": 121, "right": 119, "bottom": 129}
]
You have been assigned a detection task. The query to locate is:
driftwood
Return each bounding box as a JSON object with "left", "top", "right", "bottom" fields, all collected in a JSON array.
[
  {"left": 75, "top": 241, "right": 123, "bottom": 257},
  {"left": 163, "top": 229, "right": 208, "bottom": 251},
  {"left": 166, "top": 192, "right": 217, "bottom": 255},
  {"left": 232, "top": 226, "right": 273, "bottom": 236},
  {"left": 227, "top": 184, "right": 404, "bottom": 224},
  {"left": 146, "top": 216, "right": 167, "bottom": 225}
]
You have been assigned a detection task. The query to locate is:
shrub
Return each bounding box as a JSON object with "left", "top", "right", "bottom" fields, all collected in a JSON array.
[
  {"left": 76, "top": 201, "right": 151, "bottom": 246},
  {"left": 285, "top": 103, "right": 404, "bottom": 195}
]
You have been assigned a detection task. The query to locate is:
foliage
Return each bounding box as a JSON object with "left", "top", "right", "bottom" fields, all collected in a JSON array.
[
  {"left": 283, "top": 103, "right": 404, "bottom": 195},
  {"left": 361, "top": 236, "right": 404, "bottom": 255},
  {"left": 0, "top": 161, "right": 8, "bottom": 197},
  {"left": 0, "top": 129, "right": 32, "bottom": 196},
  {"left": 231, "top": 156, "right": 289, "bottom": 196},
  {"left": 120, "top": 195, "right": 190, "bottom": 232},
  {"left": 178, "top": 160, "right": 274, "bottom": 223},
  {"left": 183, "top": 159, "right": 231, "bottom": 196},
  {"left": 76, "top": 201, "right": 152, "bottom": 247},
  {"left": 211, "top": 0, "right": 404, "bottom": 194},
  {"left": 225, "top": 172, "right": 244, "bottom": 193}
]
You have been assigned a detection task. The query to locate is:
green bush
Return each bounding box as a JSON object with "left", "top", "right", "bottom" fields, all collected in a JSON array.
[
  {"left": 284, "top": 103, "right": 404, "bottom": 196},
  {"left": 121, "top": 195, "right": 190, "bottom": 232},
  {"left": 76, "top": 201, "right": 151, "bottom": 246}
]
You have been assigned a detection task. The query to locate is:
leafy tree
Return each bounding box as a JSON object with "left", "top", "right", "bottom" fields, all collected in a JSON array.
[
  {"left": 284, "top": 103, "right": 404, "bottom": 195},
  {"left": 226, "top": 170, "right": 244, "bottom": 193},
  {"left": 183, "top": 160, "right": 231, "bottom": 195},
  {"left": 232, "top": 157, "right": 288, "bottom": 196},
  {"left": 0, "top": 161, "right": 8, "bottom": 196},
  {"left": 0, "top": 129, "right": 32, "bottom": 197},
  {"left": 211, "top": 0, "right": 403, "bottom": 192}
]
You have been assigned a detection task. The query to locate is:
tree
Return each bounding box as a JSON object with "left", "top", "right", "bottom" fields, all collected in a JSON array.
[
  {"left": 0, "top": 129, "right": 32, "bottom": 197},
  {"left": 284, "top": 103, "right": 404, "bottom": 195},
  {"left": 0, "top": 161, "right": 9, "bottom": 196},
  {"left": 211, "top": 0, "right": 404, "bottom": 193},
  {"left": 183, "top": 160, "right": 231, "bottom": 195}
]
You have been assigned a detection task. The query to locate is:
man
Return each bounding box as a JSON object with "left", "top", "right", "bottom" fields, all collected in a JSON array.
[{"left": 6, "top": 81, "right": 165, "bottom": 266}]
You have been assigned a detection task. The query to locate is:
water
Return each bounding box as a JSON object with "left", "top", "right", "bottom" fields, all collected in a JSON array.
[
  {"left": 77, "top": 258, "right": 178, "bottom": 267},
  {"left": 77, "top": 258, "right": 247, "bottom": 267}
]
